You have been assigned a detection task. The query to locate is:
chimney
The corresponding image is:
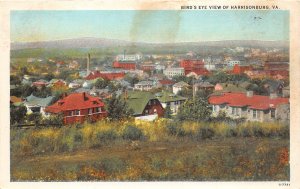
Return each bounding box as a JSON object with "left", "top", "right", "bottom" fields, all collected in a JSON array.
[
  {"left": 270, "top": 93, "right": 277, "bottom": 99},
  {"left": 246, "top": 91, "right": 253, "bottom": 97},
  {"left": 87, "top": 53, "right": 90, "bottom": 75},
  {"left": 123, "top": 50, "right": 126, "bottom": 60}
]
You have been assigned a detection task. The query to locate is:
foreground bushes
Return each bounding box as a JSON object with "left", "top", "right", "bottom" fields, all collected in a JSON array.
[{"left": 10, "top": 119, "right": 289, "bottom": 156}]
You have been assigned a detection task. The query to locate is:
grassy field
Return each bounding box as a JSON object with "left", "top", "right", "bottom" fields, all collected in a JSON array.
[{"left": 10, "top": 120, "right": 289, "bottom": 181}]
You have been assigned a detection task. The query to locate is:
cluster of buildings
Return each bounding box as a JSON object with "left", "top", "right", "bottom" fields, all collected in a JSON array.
[{"left": 11, "top": 50, "right": 290, "bottom": 125}]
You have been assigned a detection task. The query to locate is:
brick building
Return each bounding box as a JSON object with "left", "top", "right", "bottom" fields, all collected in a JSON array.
[{"left": 45, "top": 92, "right": 107, "bottom": 124}]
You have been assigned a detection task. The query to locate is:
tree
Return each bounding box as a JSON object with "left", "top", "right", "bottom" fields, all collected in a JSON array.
[
  {"left": 10, "top": 105, "right": 27, "bottom": 125},
  {"left": 207, "top": 71, "right": 230, "bottom": 85},
  {"left": 10, "top": 75, "right": 22, "bottom": 85},
  {"left": 176, "top": 98, "right": 211, "bottom": 122},
  {"left": 124, "top": 75, "right": 139, "bottom": 87},
  {"left": 177, "top": 88, "right": 193, "bottom": 99},
  {"left": 32, "top": 86, "right": 52, "bottom": 98},
  {"left": 172, "top": 75, "right": 193, "bottom": 85},
  {"left": 105, "top": 94, "right": 133, "bottom": 121},
  {"left": 26, "top": 112, "right": 42, "bottom": 126},
  {"left": 95, "top": 78, "right": 110, "bottom": 89},
  {"left": 163, "top": 105, "right": 172, "bottom": 119}
]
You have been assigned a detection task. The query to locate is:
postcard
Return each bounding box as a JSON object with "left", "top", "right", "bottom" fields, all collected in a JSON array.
[{"left": 1, "top": 0, "right": 300, "bottom": 189}]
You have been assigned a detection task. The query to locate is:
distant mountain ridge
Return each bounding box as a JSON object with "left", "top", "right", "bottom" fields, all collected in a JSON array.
[{"left": 11, "top": 37, "right": 289, "bottom": 50}]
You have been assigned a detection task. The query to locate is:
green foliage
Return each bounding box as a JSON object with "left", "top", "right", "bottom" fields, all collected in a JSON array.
[
  {"left": 197, "top": 127, "right": 215, "bottom": 140},
  {"left": 124, "top": 75, "right": 140, "bottom": 86},
  {"left": 32, "top": 86, "right": 52, "bottom": 98},
  {"left": 176, "top": 98, "right": 211, "bottom": 122},
  {"left": 172, "top": 75, "right": 193, "bottom": 85},
  {"left": 122, "top": 125, "right": 144, "bottom": 141},
  {"left": 10, "top": 75, "right": 22, "bottom": 85},
  {"left": 177, "top": 88, "right": 193, "bottom": 99},
  {"left": 163, "top": 105, "right": 172, "bottom": 119},
  {"left": 105, "top": 94, "right": 133, "bottom": 121},
  {"left": 10, "top": 105, "right": 27, "bottom": 125},
  {"left": 26, "top": 112, "right": 42, "bottom": 125},
  {"left": 94, "top": 78, "right": 110, "bottom": 89},
  {"left": 166, "top": 123, "right": 186, "bottom": 137},
  {"left": 42, "top": 114, "right": 64, "bottom": 127},
  {"left": 96, "top": 130, "right": 118, "bottom": 143}
]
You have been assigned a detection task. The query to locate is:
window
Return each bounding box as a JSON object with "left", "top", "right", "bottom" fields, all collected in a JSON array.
[
  {"left": 253, "top": 110, "right": 257, "bottom": 118},
  {"left": 74, "top": 110, "right": 80, "bottom": 115},
  {"left": 68, "top": 111, "right": 73, "bottom": 116},
  {"left": 96, "top": 107, "right": 102, "bottom": 113},
  {"left": 145, "top": 109, "right": 149, "bottom": 115},
  {"left": 154, "top": 109, "right": 157, "bottom": 113},
  {"left": 271, "top": 109, "right": 275, "bottom": 118},
  {"left": 257, "top": 110, "right": 260, "bottom": 119},
  {"left": 88, "top": 108, "right": 93, "bottom": 114},
  {"left": 232, "top": 107, "right": 236, "bottom": 115}
]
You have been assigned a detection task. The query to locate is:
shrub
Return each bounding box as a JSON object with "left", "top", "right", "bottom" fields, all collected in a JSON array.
[
  {"left": 122, "top": 125, "right": 144, "bottom": 141},
  {"left": 197, "top": 127, "right": 215, "bottom": 140},
  {"left": 96, "top": 130, "right": 118, "bottom": 143},
  {"left": 166, "top": 124, "right": 185, "bottom": 137}
]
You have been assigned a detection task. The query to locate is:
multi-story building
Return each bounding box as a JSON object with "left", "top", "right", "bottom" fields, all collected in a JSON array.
[
  {"left": 180, "top": 59, "right": 210, "bottom": 75},
  {"left": 45, "top": 92, "right": 107, "bottom": 124},
  {"left": 134, "top": 81, "right": 155, "bottom": 91},
  {"left": 112, "top": 61, "right": 137, "bottom": 70},
  {"left": 163, "top": 67, "right": 185, "bottom": 78},
  {"left": 155, "top": 91, "right": 186, "bottom": 114}
]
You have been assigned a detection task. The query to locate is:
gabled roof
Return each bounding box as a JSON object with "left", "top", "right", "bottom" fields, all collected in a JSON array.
[
  {"left": 158, "top": 79, "right": 175, "bottom": 86},
  {"left": 25, "top": 94, "right": 54, "bottom": 107},
  {"left": 155, "top": 91, "right": 186, "bottom": 103},
  {"left": 173, "top": 81, "right": 189, "bottom": 88},
  {"left": 45, "top": 92, "right": 105, "bottom": 113},
  {"left": 121, "top": 91, "right": 158, "bottom": 115},
  {"left": 209, "top": 92, "right": 289, "bottom": 110},
  {"left": 135, "top": 80, "right": 154, "bottom": 86},
  {"left": 194, "top": 81, "right": 214, "bottom": 88},
  {"left": 10, "top": 96, "right": 22, "bottom": 103}
]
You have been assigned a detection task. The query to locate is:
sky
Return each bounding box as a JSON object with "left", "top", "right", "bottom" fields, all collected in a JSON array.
[{"left": 11, "top": 10, "right": 289, "bottom": 43}]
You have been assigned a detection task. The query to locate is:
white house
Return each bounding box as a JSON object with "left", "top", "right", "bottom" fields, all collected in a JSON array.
[
  {"left": 155, "top": 91, "right": 187, "bottom": 114},
  {"left": 24, "top": 94, "right": 54, "bottom": 116},
  {"left": 173, "top": 81, "right": 190, "bottom": 94},
  {"left": 163, "top": 67, "right": 185, "bottom": 78},
  {"left": 209, "top": 91, "right": 290, "bottom": 122},
  {"left": 134, "top": 81, "right": 155, "bottom": 91}
]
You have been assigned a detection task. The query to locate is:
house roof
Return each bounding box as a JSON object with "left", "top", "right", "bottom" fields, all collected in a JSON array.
[
  {"left": 86, "top": 71, "right": 125, "bottom": 80},
  {"left": 121, "top": 91, "right": 158, "bottom": 115},
  {"left": 173, "top": 81, "right": 189, "bottom": 88},
  {"left": 45, "top": 92, "right": 105, "bottom": 113},
  {"left": 158, "top": 79, "right": 175, "bottom": 86},
  {"left": 209, "top": 92, "right": 289, "bottom": 110},
  {"left": 215, "top": 83, "right": 247, "bottom": 93},
  {"left": 10, "top": 96, "right": 22, "bottom": 103},
  {"left": 155, "top": 91, "right": 186, "bottom": 103},
  {"left": 194, "top": 81, "right": 214, "bottom": 88},
  {"left": 25, "top": 94, "right": 54, "bottom": 107},
  {"left": 135, "top": 81, "right": 154, "bottom": 86}
]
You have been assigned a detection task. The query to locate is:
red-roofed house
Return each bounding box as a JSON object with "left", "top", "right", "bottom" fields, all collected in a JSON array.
[
  {"left": 85, "top": 71, "right": 125, "bottom": 81},
  {"left": 45, "top": 92, "right": 107, "bottom": 124},
  {"left": 208, "top": 92, "right": 289, "bottom": 122},
  {"left": 232, "top": 64, "right": 253, "bottom": 75},
  {"left": 113, "top": 61, "right": 136, "bottom": 70},
  {"left": 156, "top": 79, "right": 175, "bottom": 89},
  {"left": 180, "top": 59, "right": 210, "bottom": 76}
]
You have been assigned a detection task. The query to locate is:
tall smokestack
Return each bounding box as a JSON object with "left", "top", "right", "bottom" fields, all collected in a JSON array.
[{"left": 87, "top": 53, "right": 90, "bottom": 75}]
